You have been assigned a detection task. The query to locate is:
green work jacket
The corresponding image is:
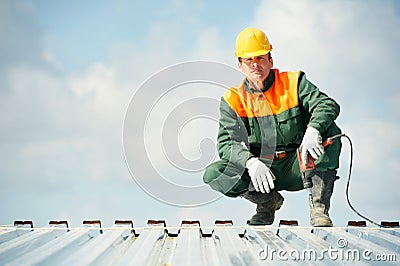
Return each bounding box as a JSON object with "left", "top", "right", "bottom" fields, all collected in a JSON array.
[{"left": 217, "top": 68, "right": 340, "bottom": 169}]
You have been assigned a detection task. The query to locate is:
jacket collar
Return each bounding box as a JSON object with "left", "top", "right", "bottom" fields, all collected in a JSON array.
[{"left": 243, "top": 69, "right": 275, "bottom": 93}]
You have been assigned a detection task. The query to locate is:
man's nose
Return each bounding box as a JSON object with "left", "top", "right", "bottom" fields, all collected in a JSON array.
[{"left": 252, "top": 60, "right": 259, "bottom": 68}]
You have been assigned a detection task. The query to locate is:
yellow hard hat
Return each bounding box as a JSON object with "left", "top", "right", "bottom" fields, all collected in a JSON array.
[{"left": 234, "top": 27, "right": 273, "bottom": 58}]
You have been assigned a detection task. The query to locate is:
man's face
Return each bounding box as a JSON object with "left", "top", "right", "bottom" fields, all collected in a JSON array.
[{"left": 238, "top": 54, "right": 273, "bottom": 85}]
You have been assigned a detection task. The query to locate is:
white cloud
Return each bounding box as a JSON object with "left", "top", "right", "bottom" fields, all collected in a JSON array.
[
  {"left": 191, "top": 27, "right": 232, "bottom": 62},
  {"left": 68, "top": 62, "right": 127, "bottom": 120},
  {"left": 1, "top": 0, "right": 399, "bottom": 226},
  {"left": 253, "top": 0, "right": 400, "bottom": 97},
  {"left": 251, "top": 0, "right": 400, "bottom": 223},
  {"left": 0, "top": 0, "right": 236, "bottom": 224}
]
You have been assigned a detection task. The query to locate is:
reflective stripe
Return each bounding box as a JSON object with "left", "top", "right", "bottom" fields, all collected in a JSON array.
[{"left": 223, "top": 69, "right": 300, "bottom": 117}]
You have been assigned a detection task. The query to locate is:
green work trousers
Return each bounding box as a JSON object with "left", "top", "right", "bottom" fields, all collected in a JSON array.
[{"left": 203, "top": 133, "right": 341, "bottom": 198}]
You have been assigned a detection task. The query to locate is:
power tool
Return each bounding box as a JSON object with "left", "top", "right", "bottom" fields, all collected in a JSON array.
[
  {"left": 295, "top": 133, "right": 384, "bottom": 227},
  {"left": 296, "top": 135, "right": 340, "bottom": 208}
]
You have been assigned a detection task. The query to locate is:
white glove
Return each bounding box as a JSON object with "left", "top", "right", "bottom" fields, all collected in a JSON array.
[
  {"left": 301, "top": 126, "right": 324, "bottom": 164},
  {"left": 246, "top": 157, "right": 275, "bottom": 193}
]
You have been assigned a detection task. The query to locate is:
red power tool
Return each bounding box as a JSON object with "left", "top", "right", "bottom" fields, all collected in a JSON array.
[
  {"left": 296, "top": 137, "right": 335, "bottom": 207},
  {"left": 297, "top": 138, "right": 334, "bottom": 173}
]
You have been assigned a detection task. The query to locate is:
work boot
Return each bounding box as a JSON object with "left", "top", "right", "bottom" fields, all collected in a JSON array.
[
  {"left": 241, "top": 190, "right": 284, "bottom": 225},
  {"left": 309, "top": 170, "right": 338, "bottom": 227}
]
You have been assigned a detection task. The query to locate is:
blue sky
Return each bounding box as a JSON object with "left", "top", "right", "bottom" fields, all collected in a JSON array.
[
  {"left": 33, "top": 0, "right": 259, "bottom": 70},
  {"left": 1, "top": 0, "right": 399, "bottom": 228}
]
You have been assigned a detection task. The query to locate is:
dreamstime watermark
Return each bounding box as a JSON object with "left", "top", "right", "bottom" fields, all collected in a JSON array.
[
  {"left": 122, "top": 61, "right": 278, "bottom": 207},
  {"left": 258, "top": 237, "right": 397, "bottom": 262}
]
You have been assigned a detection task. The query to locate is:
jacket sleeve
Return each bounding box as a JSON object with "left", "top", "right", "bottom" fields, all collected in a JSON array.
[
  {"left": 216, "top": 97, "right": 253, "bottom": 168},
  {"left": 298, "top": 72, "right": 340, "bottom": 134}
]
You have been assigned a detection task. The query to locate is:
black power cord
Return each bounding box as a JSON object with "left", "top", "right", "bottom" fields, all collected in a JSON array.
[{"left": 337, "top": 134, "right": 382, "bottom": 227}]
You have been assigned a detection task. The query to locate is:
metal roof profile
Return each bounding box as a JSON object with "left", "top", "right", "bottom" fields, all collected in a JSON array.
[{"left": 0, "top": 219, "right": 399, "bottom": 265}]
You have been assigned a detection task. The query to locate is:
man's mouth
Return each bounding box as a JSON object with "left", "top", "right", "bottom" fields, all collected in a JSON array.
[{"left": 251, "top": 69, "right": 263, "bottom": 74}]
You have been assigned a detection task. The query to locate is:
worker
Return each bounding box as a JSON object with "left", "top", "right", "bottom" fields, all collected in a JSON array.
[{"left": 203, "top": 27, "right": 342, "bottom": 226}]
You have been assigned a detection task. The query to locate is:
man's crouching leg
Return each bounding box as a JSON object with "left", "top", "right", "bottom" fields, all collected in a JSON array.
[
  {"left": 203, "top": 159, "right": 251, "bottom": 197},
  {"left": 240, "top": 190, "right": 284, "bottom": 225},
  {"left": 309, "top": 170, "right": 338, "bottom": 227},
  {"left": 203, "top": 159, "right": 284, "bottom": 225}
]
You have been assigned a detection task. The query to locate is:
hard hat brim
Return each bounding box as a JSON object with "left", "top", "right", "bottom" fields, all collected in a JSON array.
[{"left": 235, "top": 49, "right": 272, "bottom": 58}]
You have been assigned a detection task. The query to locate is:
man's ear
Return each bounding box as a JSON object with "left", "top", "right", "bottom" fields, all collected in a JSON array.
[
  {"left": 238, "top": 61, "right": 244, "bottom": 73},
  {"left": 269, "top": 56, "right": 274, "bottom": 68}
]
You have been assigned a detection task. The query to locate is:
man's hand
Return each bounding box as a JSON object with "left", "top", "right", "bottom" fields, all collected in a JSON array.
[
  {"left": 301, "top": 126, "right": 324, "bottom": 164},
  {"left": 246, "top": 157, "right": 275, "bottom": 193}
]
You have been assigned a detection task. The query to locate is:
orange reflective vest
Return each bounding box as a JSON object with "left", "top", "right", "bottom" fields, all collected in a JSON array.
[{"left": 222, "top": 69, "right": 301, "bottom": 118}]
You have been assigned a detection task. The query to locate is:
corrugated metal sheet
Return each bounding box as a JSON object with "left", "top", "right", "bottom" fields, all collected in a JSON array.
[{"left": 0, "top": 219, "right": 399, "bottom": 265}]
